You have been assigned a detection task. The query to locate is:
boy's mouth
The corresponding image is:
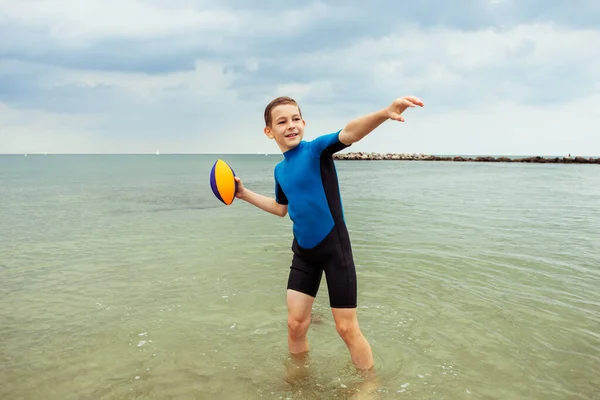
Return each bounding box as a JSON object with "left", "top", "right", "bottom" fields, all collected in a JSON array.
[{"left": 285, "top": 133, "right": 298, "bottom": 138}]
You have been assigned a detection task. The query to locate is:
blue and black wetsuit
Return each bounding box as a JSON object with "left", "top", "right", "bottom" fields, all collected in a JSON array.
[{"left": 274, "top": 130, "right": 357, "bottom": 308}]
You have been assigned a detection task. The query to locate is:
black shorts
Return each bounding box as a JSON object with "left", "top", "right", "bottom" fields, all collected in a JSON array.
[{"left": 287, "top": 221, "right": 357, "bottom": 308}]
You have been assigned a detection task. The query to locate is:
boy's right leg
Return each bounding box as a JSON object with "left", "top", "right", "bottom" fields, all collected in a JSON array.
[
  {"left": 284, "top": 289, "right": 315, "bottom": 384},
  {"left": 286, "top": 242, "right": 322, "bottom": 354},
  {"left": 286, "top": 289, "right": 315, "bottom": 353}
]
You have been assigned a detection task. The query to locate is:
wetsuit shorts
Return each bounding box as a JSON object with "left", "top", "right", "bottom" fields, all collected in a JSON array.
[{"left": 287, "top": 221, "right": 357, "bottom": 308}]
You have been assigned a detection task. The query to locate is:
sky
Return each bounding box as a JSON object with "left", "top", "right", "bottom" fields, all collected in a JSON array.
[{"left": 1, "top": 0, "right": 599, "bottom": 156}]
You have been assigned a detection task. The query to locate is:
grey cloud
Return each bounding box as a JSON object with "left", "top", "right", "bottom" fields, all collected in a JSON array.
[
  {"left": 3, "top": 0, "right": 597, "bottom": 76},
  {"left": 1, "top": 0, "right": 599, "bottom": 154}
]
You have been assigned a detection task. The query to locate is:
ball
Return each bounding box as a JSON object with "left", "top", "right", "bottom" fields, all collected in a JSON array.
[{"left": 209, "top": 159, "right": 238, "bottom": 205}]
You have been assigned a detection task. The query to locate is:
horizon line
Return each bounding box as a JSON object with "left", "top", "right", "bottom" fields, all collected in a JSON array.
[{"left": 1, "top": 152, "right": 598, "bottom": 158}]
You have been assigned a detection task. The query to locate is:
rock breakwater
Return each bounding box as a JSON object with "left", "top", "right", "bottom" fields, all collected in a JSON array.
[{"left": 333, "top": 152, "right": 600, "bottom": 164}]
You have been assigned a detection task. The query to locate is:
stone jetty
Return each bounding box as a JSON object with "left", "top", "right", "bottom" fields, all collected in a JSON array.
[{"left": 333, "top": 152, "right": 600, "bottom": 164}]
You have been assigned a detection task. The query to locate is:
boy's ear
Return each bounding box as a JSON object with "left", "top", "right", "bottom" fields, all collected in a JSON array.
[{"left": 263, "top": 126, "right": 274, "bottom": 139}]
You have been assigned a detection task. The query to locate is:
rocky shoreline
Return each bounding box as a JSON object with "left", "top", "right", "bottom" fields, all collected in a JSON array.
[{"left": 333, "top": 152, "right": 600, "bottom": 164}]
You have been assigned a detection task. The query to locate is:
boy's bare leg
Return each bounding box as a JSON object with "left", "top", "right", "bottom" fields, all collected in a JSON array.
[
  {"left": 331, "top": 307, "right": 378, "bottom": 398},
  {"left": 284, "top": 289, "right": 315, "bottom": 383},
  {"left": 331, "top": 307, "right": 374, "bottom": 373},
  {"left": 287, "top": 289, "right": 314, "bottom": 353}
]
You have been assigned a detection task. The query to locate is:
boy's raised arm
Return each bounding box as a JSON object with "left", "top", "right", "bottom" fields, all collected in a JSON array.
[{"left": 339, "top": 96, "right": 424, "bottom": 145}]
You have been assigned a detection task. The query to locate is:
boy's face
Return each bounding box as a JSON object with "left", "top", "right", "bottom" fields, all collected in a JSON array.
[{"left": 264, "top": 103, "right": 305, "bottom": 152}]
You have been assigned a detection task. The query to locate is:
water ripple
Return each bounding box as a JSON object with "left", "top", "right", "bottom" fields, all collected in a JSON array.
[{"left": 2, "top": 156, "right": 599, "bottom": 399}]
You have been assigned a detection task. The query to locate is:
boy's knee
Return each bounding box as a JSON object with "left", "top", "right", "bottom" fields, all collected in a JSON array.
[
  {"left": 335, "top": 320, "right": 361, "bottom": 342},
  {"left": 288, "top": 316, "right": 310, "bottom": 338}
]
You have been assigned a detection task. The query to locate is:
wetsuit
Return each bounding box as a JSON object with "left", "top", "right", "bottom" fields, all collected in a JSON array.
[{"left": 274, "top": 130, "right": 357, "bottom": 308}]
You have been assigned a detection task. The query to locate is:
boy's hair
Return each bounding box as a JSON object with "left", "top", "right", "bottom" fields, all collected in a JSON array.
[{"left": 264, "top": 96, "right": 302, "bottom": 127}]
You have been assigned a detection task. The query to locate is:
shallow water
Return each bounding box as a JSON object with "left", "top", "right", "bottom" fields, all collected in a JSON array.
[{"left": 1, "top": 155, "right": 599, "bottom": 399}]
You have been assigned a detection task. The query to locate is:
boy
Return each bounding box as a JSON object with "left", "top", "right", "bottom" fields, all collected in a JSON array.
[{"left": 234, "top": 95, "right": 424, "bottom": 376}]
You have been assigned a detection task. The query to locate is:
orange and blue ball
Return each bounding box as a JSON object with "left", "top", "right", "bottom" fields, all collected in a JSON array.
[{"left": 210, "top": 159, "right": 238, "bottom": 205}]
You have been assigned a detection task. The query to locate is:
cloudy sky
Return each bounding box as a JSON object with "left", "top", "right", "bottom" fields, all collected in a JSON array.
[{"left": 1, "top": 0, "right": 599, "bottom": 155}]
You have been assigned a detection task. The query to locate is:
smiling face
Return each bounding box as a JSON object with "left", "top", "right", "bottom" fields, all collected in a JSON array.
[{"left": 263, "top": 99, "right": 305, "bottom": 153}]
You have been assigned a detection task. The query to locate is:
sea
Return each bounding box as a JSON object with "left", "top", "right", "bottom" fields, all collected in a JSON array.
[{"left": 1, "top": 154, "right": 599, "bottom": 400}]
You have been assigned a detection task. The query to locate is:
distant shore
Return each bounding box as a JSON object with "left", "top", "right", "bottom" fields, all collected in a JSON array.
[{"left": 333, "top": 152, "right": 599, "bottom": 164}]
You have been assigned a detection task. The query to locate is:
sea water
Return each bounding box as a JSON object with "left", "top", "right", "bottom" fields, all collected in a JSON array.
[{"left": 1, "top": 154, "right": 599, "bottom": 399}]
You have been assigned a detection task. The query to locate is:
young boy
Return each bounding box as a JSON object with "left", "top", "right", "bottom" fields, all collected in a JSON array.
[{"left": 234, "top": 95, "right": 424, "bottom": 375}]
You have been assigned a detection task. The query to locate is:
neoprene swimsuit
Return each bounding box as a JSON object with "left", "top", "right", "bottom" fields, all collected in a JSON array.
[{"left": 274, "top": 130, "right": 357, "bottom": 308}]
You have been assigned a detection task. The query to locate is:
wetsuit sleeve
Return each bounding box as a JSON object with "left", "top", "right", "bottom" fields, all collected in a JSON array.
[
  {"left": 275, "top": 176, "right": 288, "bottom": 205},
  {"left": 309, "top": 129, "right": 350, "bottom": 156}
]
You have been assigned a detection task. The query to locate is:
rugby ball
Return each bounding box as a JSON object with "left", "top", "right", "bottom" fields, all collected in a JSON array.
[{"left": 210, "top": 159, "right": 238, "bottom": 205}]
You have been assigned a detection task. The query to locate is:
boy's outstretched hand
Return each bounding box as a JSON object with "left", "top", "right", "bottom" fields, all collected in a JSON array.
[{"left": 386, "top": 96, "right": 424, "bottom": 122}]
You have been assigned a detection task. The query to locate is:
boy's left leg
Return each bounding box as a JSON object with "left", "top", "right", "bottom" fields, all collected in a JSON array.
[
  {"left": 331, "top": 307, "right": 374, "bottom": 373},
  {"left": 323, "top": 223, "right": 375, "bottom": 374}
]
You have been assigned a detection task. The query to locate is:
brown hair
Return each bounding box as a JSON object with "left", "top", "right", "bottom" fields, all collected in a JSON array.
[{"left": 264, "top": 96, "right": 302, "bottom": 127}]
